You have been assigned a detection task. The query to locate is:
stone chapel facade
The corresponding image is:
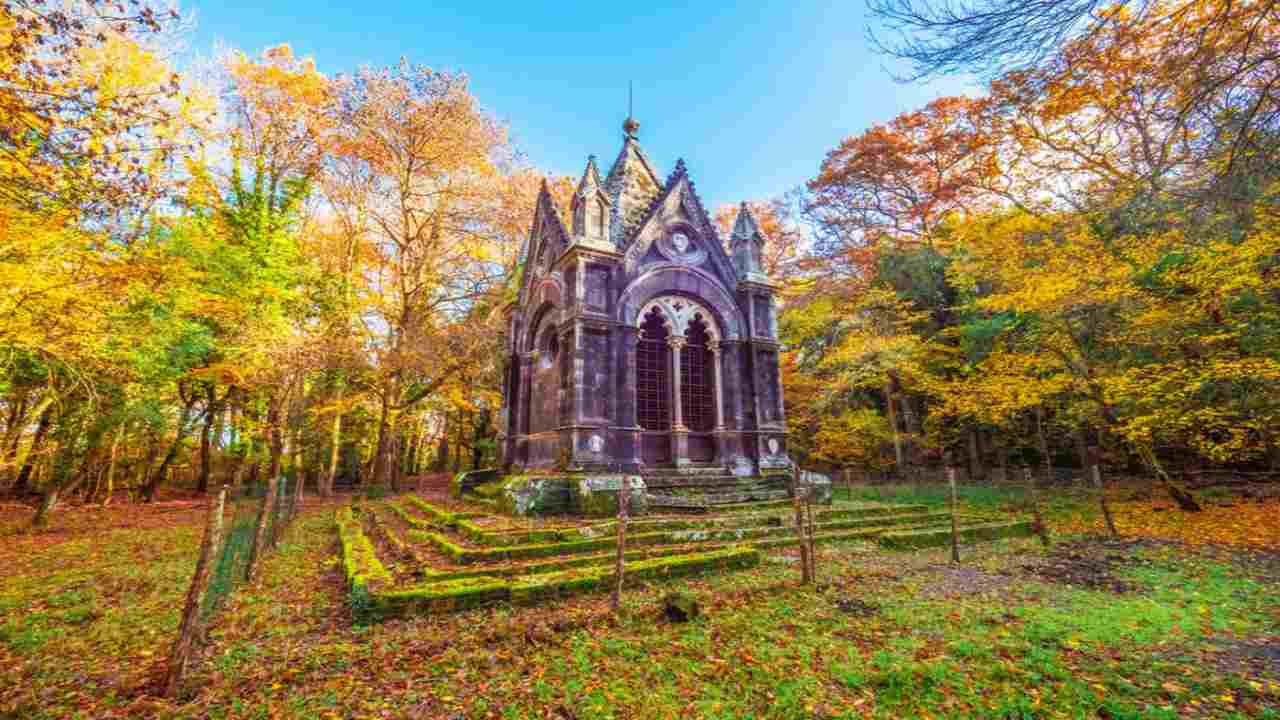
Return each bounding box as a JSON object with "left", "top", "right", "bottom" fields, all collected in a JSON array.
[{"left": 499, "top": 117, "right": 789, "bottom": 477}]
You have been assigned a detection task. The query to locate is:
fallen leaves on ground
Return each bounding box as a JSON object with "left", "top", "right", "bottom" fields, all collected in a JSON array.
[{"left": 1054, "top": 497, "right": 1280, "bottom": 550}]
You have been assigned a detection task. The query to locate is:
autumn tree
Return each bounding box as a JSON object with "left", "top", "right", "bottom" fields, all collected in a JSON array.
[{"left": 323, "top": 62, "right": 514, "bottom": 489}]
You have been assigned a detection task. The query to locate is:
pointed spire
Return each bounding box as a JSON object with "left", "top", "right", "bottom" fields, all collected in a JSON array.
[
  {"left": 575, "top": 155, "right": 604, "bottom": 198},
  {"left": 572, "top": 155, "right": 611, "bottom": 245},
  {"left": 666, "top": 158, "right": 688, "bottom": 186},
  {"left": 731, "top": 201, "right": 769, "bottom": 281},
  {"left": 731, "top": 201, "right": 761, "bottom": 241}
]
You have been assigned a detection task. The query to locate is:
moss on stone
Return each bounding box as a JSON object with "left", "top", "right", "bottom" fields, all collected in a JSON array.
[
  {"left": 352, "top": 546, "right": 760, "bottom": 619},
  {"left": 334, "top": 507, "right": 393, "bottom": 620},
  {"left": 377, "top": 576, "right": 511, "bottom": 617},
  {"left": 878, "top": 521, "right": 1034, "bottom": 550},
  {"left": 405, "top": 495, "right": 457, "bottom": 525}
]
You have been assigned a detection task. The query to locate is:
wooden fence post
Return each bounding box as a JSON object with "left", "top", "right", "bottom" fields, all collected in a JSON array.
[
  {"left": 946, "top": 461, "right": 961, "bottom": 564},
  {"left": 245, "top": 477, "right": 277, "bottom": 581},
  {"left": 791, "top": 465, "right": 812, "bottom": 585},
  {"left": 163, "top": 485, "right": 226, "bottom": 697},
  {"left": 804, "top": 485, "right": 818, "bottom": 583},
  {"left": 610, "top": 476, "right": 630, "bottom": 612}
]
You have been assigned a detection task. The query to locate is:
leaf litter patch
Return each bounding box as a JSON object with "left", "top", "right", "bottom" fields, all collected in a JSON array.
[
  {"left": 1021, "top": 538, "right": 1160, "bottom": 593},
  {"left": 916, "top": 563, "right": 1017, "bottom": 599}
]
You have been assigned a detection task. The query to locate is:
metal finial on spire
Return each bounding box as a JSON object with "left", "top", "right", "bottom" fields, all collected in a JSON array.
[{"left": 623, "top": 80, "right": 639, "bottom": 139}]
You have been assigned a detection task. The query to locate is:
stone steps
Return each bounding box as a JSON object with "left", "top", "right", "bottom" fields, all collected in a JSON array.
[
  {"left": 647, "top": 488, "right": 791, "bottom": 512},
  {"left": 643, "top": 475, "right": 762, "bottom": 489},
  {"left": 351, "top": 498, "right": 1037, "bottom": 617}
]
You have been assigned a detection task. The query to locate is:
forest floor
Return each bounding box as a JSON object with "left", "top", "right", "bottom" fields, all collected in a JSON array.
[{"left": 1, "top": 485, "right": 1278, "bottom": 719}]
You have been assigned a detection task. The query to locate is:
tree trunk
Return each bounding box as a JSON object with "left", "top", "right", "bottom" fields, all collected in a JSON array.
[
  {"left": 434, "top": 412, "right": 451, "bottom": 472},
  {"left": 1074, "top": 428, "right": 1090, "bottom": 477},
  {"left": 1034, "top": 406, "right": 1053, "bottom": 484},
  {"left": 32, "top": 421, "right": 99, "bottom": 529},
  {"left": 99, "top": 425, "right": 122, "bottom": 506},
  {"left": 144, "top": 399, "right": 198, "bottom": 503},
  {"left": 371, "top": 391, "right": 392, "bottom": 489},
  {"left": 198, "top": 385, "right": 217, "bottom": 494},
  {"left": 133, "top": 435, "right": 161, "bottom": 501},
  {"left": 966, "top": 428, "right": 984, "bottom": 483},
  {"left": 1, "top": 393, "right": 31, "bottom": 485},
  {"left": 946, "top": 464, "right": 960, "bottom": 563},
  {"left": 1136, "top": 444, "right": 1203, "bottom": 512},
  {"left": 12, "top": 404, "right": 54, "bottom": 497},
  {"left": 324, "top": 409, "right": 342, "bottom": 497},
  {"left": 266, "top": 393, "right": 285, "bottom": 483},
  {"left": 389, "top": 431, "right": 403, "bottom": 493},
  {"left": 291, "top": 426, "right": 304, "bottom": 490},
  {"left": 884, "top": 382, "right": 903, "bottom": 472},
  {"left": 1023, "top": 466, "right": 1051, "bottom": 547},
  {"left": 993, "top": 430, "right": 1003, "bottom": 481},
  {"left": 1091, "top": 461, "right": 1118, "bottom": 537},
  {"left": 164, "top": 486, "right": 226, "bottom": 697},
  {"left": 0, "top": 393, "right": 24, "bottom": 450},
  {"left": 245, "top": 477, "right": 278, "bottom": 580}
]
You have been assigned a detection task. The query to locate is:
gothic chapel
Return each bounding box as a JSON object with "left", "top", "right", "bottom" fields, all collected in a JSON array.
[{"left": 500, "top": 116, "right": 790, "bottom": 477}]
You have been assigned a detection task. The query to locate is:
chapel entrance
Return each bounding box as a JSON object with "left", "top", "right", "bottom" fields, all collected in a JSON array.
[{"left": 635, "top": 299, "right": 722, "bottom": 467}]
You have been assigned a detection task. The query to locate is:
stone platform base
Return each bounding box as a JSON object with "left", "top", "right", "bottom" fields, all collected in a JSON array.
[
  {"left": 461, "top": 467, "right": 833, "bottom": 518},
  {"left": 470, "top": 474, "right": 647, "bottom": 517}
]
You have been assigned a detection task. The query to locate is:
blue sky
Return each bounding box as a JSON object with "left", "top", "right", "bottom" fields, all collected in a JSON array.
[{"left": 189, "top": 0, "right": 971, "bottom": 210}]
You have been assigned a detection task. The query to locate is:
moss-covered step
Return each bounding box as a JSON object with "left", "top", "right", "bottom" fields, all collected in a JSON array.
[
  {"left": 878, "top": 521, "right": 1034, "bottom": 549},
  {"left": 335, "top": 507, "right": 394, "bottom": 620},
  {"left": 650, "top": 498, "right": 796, "bottom": 514},
  {"left": 408, "top": 513, "right": 988, "bottom": 581},
  {"left": 405, "top": 510, "right": 985, "bottom": 565},
  {"left": 369, "top": 545, "right": 760, "bottom": 618},
  {"left": 400, "top": 497, "right": 579, "bottom": 545},
  {"left": 410, "top": 540, "right": 746, "bottom": 583},
  {"left": 577, "top": 505, "right": 939, "bottom": 538}
]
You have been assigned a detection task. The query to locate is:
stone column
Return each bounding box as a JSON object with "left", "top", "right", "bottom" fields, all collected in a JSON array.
[
  {"left": 668, "top": 336, "right": 689, "bottom": 466},
  {"left": 708, "top": 340, "right": 726, "bottom": 431},
  {"left": 668, "top": 336, "right": 687, "bottom": 431}
]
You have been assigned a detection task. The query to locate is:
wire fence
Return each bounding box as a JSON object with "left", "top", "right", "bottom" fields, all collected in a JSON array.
[{"left": 163, "top": 475, "right": 301, "bottom": 697}]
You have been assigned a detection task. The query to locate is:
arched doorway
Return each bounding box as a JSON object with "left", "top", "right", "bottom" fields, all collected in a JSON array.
[{"left": 634, "top": 296, "right": 724, "bottom": 467}]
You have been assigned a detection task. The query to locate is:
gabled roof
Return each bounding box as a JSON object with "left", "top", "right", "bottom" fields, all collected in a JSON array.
[
  {"left": 536, "top": 178, "right": 572, "bottom": 247},
  {"left": 624, "top": 157, "right": 740, "bottom": 286},
  {"left": 604, "top": 136, "right": 663, "bottom": 245},
  {"left": 517, "top": 179, "right": 572, "bottom": 306}
]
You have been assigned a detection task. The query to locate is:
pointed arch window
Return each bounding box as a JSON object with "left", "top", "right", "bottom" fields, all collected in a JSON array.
[
  {"left": 636, "top": 307, "right": 670, "bottom": 431},
  {"left": 681, "top": 315, "right": 716, "bottom": 432}
]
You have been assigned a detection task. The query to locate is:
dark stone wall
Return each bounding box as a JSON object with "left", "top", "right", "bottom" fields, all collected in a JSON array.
[{"left": 508, "top": 241, "right": 786, "bottom": 474}]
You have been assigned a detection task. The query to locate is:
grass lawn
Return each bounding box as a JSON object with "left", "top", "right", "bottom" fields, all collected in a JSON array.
[{"left": 2, "top": 487, "right": 1278, "bottom": 719}]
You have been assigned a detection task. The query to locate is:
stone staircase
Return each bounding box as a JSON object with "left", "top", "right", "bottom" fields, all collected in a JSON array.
[
  {"left": 642, "top": 468, "right": 792, "bottom": 512},
  {"left": 346, "top": 496, "right": 1037, "bottom": 617}
]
